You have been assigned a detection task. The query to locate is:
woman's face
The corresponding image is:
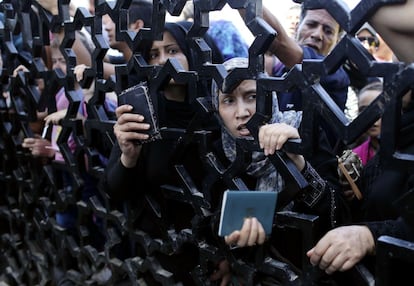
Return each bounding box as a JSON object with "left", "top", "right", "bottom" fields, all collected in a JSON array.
[
  {"left": 218, "top": 79, "right": 257, "bottom": 138},
  {"left": 51, "top": 47, "right": 67, "bottom": 75},
  {"left": 148, "top": 31, "right": 189, "bottom": 71},
  {"left": 358, "top": 89, "right": 382, "bottom": 138}
]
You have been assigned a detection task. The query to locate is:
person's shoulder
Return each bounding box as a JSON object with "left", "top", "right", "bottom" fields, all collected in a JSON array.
[
  {"left": 301, "top": 45, "right": 350, "bottom": 78},
  {"left": 353, "top": 138, "right": 370, "bottom": 153},
  {"left": 301, "top": 46, "right": 325, "bottom": 60}
]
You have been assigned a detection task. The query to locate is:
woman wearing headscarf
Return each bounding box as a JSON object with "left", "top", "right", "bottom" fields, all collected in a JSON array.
[
  {"left": 212, "top": 57, "right": 350, "bottom": 234},
  {"left": 209, "top": 57, "right": 351, "bottom": 284},
  {"left": 102, "top": 22, "right": 223, "bottom": 285}
]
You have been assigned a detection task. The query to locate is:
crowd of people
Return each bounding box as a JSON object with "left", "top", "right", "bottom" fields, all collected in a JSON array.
[{"left": 1, "top": 0, "right": 414, "bottom": 285}]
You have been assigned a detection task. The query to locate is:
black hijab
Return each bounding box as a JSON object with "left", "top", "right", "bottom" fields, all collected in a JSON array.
[{"left": 140, "top": 22, "right": 222, "bottom": 128}]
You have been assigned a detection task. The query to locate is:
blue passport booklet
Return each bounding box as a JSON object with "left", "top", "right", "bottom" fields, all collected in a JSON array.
[{"left": 218, "top": 190, "right": 278, "bottom": 237}]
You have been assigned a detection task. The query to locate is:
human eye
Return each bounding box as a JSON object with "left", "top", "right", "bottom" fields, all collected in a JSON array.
[
  {"left": 221, "top": 95, "right": 234, "bottom": 105},
  {"left": 305, "top": 20, "right": 317, "bottom": 28},
  {"left": 247, "top": 93, "right": 256, "bottom": 101},
  {"left": 168, "top": 45, "right": 181, "bottom": 55},
  {"left": 168, "top": 48, "right": 177, "bottom": 55},
  {"left": 324, "top": 26, "right": 335, "bottom": 36},
  {"left": 149, "top": 52, "right": 158, "bottom": 60}
]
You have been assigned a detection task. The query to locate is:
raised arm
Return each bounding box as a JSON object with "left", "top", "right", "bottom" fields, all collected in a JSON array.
[
  {"left": 370, "top": 0, "right": 414, "bottom": 62},
  {"left": 262, "top": 6, "right": 303, "bottom": 68},
  {"left": 238, "top": 6, "right": 303, "bottom": 68}
]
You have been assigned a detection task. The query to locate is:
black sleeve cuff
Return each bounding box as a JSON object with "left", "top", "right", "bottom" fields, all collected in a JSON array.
[{"left": 296, "top": 161, "right": 326, "bottom": 207}]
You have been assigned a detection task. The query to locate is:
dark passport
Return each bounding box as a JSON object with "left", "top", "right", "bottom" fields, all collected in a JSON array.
[{"left": 118, "top": 82, "right": 161, "bottom": 144}]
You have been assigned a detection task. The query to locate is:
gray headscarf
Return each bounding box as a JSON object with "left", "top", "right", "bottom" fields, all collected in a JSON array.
[{"left": 211, "top": 57, "right": 302, "bottom": 192}]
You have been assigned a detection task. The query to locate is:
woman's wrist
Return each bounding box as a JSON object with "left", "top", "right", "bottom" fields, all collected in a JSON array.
[
  {"left": 287, "top": 153, "right": 306, "bottom": 171},
  {"left": 120, "top": 152, "right": 138, "bottom": 168}
]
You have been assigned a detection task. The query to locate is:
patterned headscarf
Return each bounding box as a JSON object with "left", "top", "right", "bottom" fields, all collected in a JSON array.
[{"left": 212, "top": 57, "right": 302, "bottom": 192}]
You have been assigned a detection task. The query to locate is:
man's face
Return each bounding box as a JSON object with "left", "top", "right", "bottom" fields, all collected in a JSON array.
[
  {"left": 286, "top": 7, "right": 300, "bottom": 38},
  {"left": 103, "top": 14, "right": 118, "bottom": 49},
  {"left": 89, "top": 0, "right": 95, "bottom": 14},
  {"left": 357, "top": 29, "right": 379, "bottom": 55},
  {"left": 296, "top": 9, "right": 340, "bottom": 56}
]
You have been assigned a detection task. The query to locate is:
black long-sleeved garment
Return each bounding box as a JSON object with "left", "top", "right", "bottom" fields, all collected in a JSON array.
[
  {"left": 102, "top": 94, "right": 351, "bottom": 283},
  {"left": 102, "top": 93, "right": 226, "bottom": 284}
]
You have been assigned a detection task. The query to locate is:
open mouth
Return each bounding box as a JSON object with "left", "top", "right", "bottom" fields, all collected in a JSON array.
[
  {"left": 237, "top": 124, "right": 250, "bottom": 136},
  {"left": 305, "top": 43, "right": 319, "bottom": 53}
]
